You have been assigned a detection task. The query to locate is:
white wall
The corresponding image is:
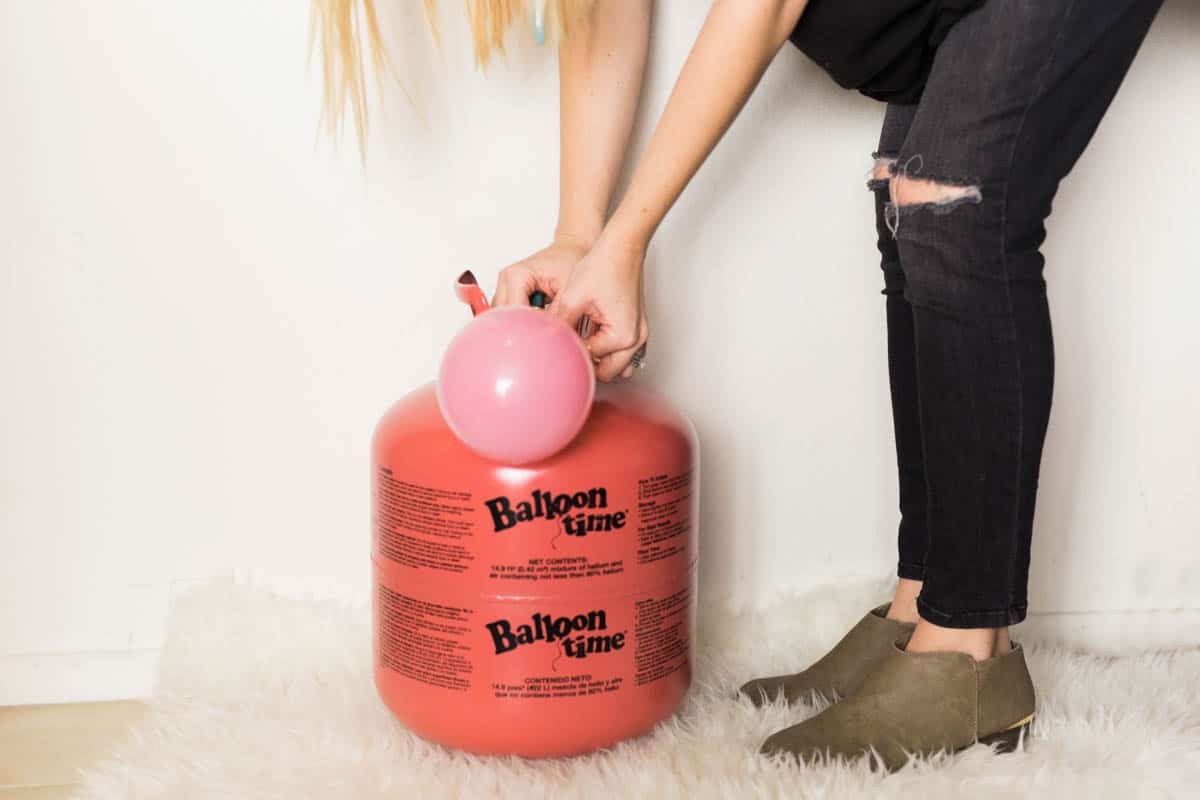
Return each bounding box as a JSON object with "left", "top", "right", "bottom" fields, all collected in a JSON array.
[{"left": 2, "top": 1, "right": 1198, "bottom": 704}]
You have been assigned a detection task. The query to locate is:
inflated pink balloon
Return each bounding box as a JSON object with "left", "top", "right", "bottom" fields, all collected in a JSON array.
[{"left": 437, "top": 307, "right": 595, "bottom": 464}]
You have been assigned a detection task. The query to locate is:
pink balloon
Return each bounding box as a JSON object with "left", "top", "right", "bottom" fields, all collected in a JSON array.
[{"left": 437, "top": 307, "right": 595, "bottom": 464}]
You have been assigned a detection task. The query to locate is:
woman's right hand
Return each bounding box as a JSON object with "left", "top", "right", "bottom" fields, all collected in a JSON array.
[{"left": 491, "top": 235, "right": 592, "bottom": 308}]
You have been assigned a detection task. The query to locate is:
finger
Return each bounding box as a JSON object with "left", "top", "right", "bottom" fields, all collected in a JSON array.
[
  {"left": 592, "top": 312, "right": 650, "bottom": 359},
  {"left": 492, "top": 270, "right": 517, "bottom": 306},
  {"left": 491, "top": 278, "right": 508, "bottom": 307},
  {"left": 550, "top": 291, "right": 589, "bottom": 332},
  {"left": 594, "top": 340, "right": 642, "bottom": 382},
  {"left": 595, "top": 318, "right": 648, "bottom": 381},
  {"left": 595, "top": 350, "right": 635, "bottom": 382},
  {"left": 493, "top": 272, "right": 533, "bottom": 307},
  {"left": 587, "top": 331, "right": 629, "bottom": 362}
]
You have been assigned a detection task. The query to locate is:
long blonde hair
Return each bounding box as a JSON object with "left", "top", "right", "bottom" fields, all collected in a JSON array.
[{"left": 311, "top": 0, "right": 593, "bottom": 156}]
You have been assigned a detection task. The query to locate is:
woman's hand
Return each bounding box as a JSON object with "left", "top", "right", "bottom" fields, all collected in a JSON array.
[
  {"left": 491, "top": 235, "right": 591, "bottom": 307},
  {"left": 551, "top": 230, "right": 649, "bottom": 382}
]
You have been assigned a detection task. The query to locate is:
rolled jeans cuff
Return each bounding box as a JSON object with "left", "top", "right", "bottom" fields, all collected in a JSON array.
[{"left": 917, "top": 596, "right": 1027, "bottom": 629}]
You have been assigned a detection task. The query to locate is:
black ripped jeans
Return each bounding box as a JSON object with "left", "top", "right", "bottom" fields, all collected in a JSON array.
[{"left": 871, "top": 0, "right": 1162, "bottom": 628}]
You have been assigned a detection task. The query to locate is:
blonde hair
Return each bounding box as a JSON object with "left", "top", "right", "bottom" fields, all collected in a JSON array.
[{"left": 311, "top": 0, "right": 593, "bottom": 156}]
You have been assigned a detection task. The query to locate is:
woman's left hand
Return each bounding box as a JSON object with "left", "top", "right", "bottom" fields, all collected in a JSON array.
[{"left": 551, "top": 230, "right": 649, "bottom": 382}]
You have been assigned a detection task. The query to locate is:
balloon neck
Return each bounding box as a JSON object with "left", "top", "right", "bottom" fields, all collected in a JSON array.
[{"left": 455, "top": 270, "right": 490, "bottom": 317}]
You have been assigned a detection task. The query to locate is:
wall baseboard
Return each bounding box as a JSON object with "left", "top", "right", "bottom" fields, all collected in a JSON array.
[
  {"left": 1017, "top": 608, "right": 1200, "bottom": 655},
  {"left": 0, "top": 649, "right": 159, "bottom": 706},
  {"left": 2, "top": 609, "right": 1196, "bottom": 706}
]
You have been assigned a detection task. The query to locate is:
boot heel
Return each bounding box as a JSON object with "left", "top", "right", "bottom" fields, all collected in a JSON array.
[{"left": 979, "top": 717, "right": 1032, "bottom": 754}]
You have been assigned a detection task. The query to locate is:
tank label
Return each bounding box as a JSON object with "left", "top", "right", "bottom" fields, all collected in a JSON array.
[
  {"left": 633, "top": 585, "right": 691, "bottom": 686},
  {"left": 375, "top": 584, "right": 475, "bottom": 692},
  {"left": 489, "top": 673, "right": 624, "bottom": 701},
  {"left": 375, "top": 573, "right": 693, "bottom": 698},
  {"left": 375, "top": 469, "right": 476, "bottom": 573},
  {"left": 484, "top": 487, "right": 628, "bottom": 536},
  {"left": 635, "top": 472, "right": 692, "bottom": 566},
  {"left": 375, "top": 467, "right": 693, "bottom": 585},
  {"left": 486, "top": 609, "right": 627, "bottom": 658}
]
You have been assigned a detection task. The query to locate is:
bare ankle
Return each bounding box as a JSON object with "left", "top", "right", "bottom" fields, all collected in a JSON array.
[
  {"left": 905, "top": 620, "right": 999, "bottom": 661},
  {"left": 886, "top": 578, "right": 922, "bottom": 624}
]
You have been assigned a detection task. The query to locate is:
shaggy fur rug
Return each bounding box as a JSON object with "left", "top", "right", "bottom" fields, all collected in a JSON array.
[{"left": 78, "top": 579, "right": 1200, "bottom": 799}]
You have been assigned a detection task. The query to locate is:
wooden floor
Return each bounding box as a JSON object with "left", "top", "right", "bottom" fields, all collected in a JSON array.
[{"left": 0, "top": 702, "right": 146, "bottom": 799}]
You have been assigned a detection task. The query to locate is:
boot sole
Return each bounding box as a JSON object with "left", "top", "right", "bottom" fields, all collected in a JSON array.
[{"left": 975, "top": 713, "right": 1034, "bottom": 754}]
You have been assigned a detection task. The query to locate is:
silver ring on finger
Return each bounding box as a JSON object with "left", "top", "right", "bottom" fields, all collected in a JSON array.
[{"left": 630, "top": 344, "right": 647, "bottom": 369}]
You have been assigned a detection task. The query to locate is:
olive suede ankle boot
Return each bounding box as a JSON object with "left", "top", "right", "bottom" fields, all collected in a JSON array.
[
  {"left": 738, "top": 605, "right": 917, "bottom": 706},
  {"left": 759, "top": 641, "right": 1036, "bottom": 771}
]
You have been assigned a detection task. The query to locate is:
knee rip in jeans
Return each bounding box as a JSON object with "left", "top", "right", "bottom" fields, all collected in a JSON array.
[{"left": 870, "top": 154, "right": 983, "bottom": 235}]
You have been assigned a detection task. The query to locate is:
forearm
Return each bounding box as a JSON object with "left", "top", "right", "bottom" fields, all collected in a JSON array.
[
  {"left": 607, "top": 0, "right": 808, "bottom": 249},
  {"left": 555, "top": 0, "right": 652, "bottom": 246}
]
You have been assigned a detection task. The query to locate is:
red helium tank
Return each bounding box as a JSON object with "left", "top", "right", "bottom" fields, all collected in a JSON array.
[{"left": 372, "top": 382, "right": 699, "bottom": 757}]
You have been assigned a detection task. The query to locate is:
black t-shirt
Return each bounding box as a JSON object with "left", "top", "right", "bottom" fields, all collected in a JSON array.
[{"left": 789, "top": 0, "right": 986, "bottom": 104}]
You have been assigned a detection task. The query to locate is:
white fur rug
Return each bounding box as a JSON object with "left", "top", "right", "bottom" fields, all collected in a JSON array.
[{"left": 78, "top": 579, "right": 1200, "bottom": 799}]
